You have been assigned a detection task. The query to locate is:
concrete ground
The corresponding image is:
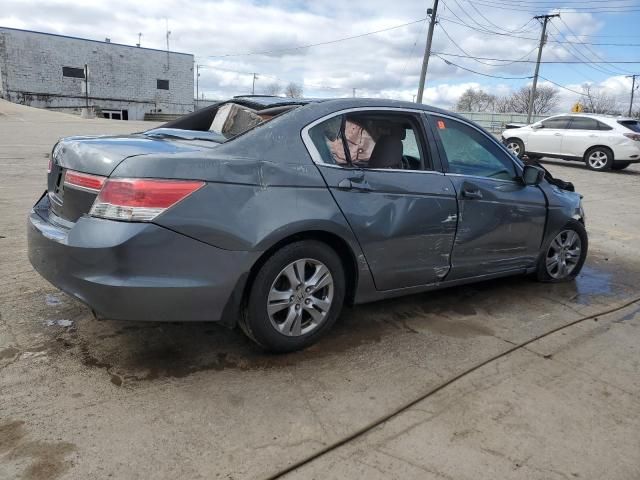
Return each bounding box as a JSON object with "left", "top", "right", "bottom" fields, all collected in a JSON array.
[{"left": 1, "top": 100, "right": 639, "bottom": 480}]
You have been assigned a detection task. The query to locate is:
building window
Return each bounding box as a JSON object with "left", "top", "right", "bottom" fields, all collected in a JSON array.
[
  {"left": 157, "top": 79, "right": 169, "bottom": 90},
  {"left": 62, "top": 66, "right": 85, "bottom": 79}
]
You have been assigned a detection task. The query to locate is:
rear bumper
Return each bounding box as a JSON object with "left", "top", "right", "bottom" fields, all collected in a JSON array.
[{"left": 27, "top": 193, "right": 259, "bottom": 322}]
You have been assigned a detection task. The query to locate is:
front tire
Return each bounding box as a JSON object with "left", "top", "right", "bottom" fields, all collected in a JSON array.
[
  {"left": 584, "top": 146, "right": 613, "bottom": 171},
  {"left": 240, "top": 240, "right": 345, "bottom": 353},
  {"left": 536, "top": 220, "right": 588, "bottom": 283},
  {"left": 505, "top": 138, "right": 525, "bottom": 158}
]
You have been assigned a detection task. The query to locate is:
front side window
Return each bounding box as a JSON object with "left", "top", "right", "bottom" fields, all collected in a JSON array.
[
  {"left": 541, "top": 117, "right": 571, "bottom": 129},
  {"left": 432, "top": 116, "right": 516, "bottom": 181},
  {"left": 307, "top": 112, "right": 428, "bottom": 170}
]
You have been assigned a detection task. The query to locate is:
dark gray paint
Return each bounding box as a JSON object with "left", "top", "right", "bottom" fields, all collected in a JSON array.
[{"left": 28, "top": 97, "right": 585, "bottom": 326}]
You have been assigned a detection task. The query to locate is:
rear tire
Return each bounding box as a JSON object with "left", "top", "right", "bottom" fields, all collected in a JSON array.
[
  {"left": 505, "top": 138, "right": 525, "bottom": 158},
  {"left": 612, "top": 161, "right": 631, "bottom": 171},
  {"left": 536, "top": 220, "right": 588, "bottom": 283},
  {"left": 240, "top": 240, "right": 345, "bottom": 353},
  {"left": 584, "top": 146, "right": 613, "bottom": 171}
]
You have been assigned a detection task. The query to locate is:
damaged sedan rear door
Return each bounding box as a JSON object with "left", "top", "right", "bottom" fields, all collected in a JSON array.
[{"left": 304, "top": 108, "right": 458, "bottom": 291}]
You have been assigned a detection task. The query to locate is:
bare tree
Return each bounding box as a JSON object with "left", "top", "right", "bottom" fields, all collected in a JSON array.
[
  {"left": 263, "top": 82, "right": 282, "bottom": 96},
  {"left": 284, "top": 82, "right": 303, "bottom": 98},
  {"left": 580, "top": 84, "right": 620, "bottom": 114},
  {"left": 493, "top": 95, "right": 512, "bottom": 113},
  {"left": 506, "top": 85, "right": 559, "bottom": 115},
  {"left": 455, "top": 88, "right": 496, "bottom": 112}
]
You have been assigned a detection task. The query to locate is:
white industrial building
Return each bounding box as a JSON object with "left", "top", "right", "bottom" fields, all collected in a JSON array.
[{"left": 0, "top": 27, "right": 194, "bottom": 120}]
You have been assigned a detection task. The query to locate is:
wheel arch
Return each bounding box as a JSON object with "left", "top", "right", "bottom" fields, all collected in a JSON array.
[
  {"left": 583, "top": 144, "right": 614, "bottom": 160},
  {"left": 239, "top": 229, "right": 360, "bottom": 321}
]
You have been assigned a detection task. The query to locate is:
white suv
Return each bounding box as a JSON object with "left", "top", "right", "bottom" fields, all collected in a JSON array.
[{"left": 502, "top": 114, "right": 640, "bottom": 171}]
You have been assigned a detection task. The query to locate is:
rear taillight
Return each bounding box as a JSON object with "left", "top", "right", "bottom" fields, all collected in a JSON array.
[
  {"left": 623, "top": 133, "right": 640, "bottom": 141},
  {"left": 47, "top": 158, "right": 52, "bottom": 173},
  {"left": 64, "top": 170, "right": 106, "bottom": 192},
  {"left": 89, "top": 178, "right": 205, "bottom": 221}
]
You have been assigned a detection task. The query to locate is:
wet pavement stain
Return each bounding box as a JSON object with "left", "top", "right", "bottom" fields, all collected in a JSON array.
[
  {"left": 0, "top": 420, "right": 76, "bottom": 480},
  {"left": 613, "top": 305, "right": 640, "bottom": 324},
  {"left": 0, "top": 346, "right": 20, "bottom": 360},
  {"left": 35, "top": 254, "right": 637, "bottom": 387}
]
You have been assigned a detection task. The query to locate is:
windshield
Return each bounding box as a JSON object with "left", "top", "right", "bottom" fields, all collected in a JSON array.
[{"left": 618, "top": 120, "right": 640, "bottom": 133}]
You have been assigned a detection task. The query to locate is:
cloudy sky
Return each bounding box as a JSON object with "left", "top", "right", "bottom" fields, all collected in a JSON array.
[{"left": 2, "top": 0, "right": 640, "bottom": 112}]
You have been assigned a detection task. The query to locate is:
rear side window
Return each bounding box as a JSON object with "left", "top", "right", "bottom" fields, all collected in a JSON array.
[
  {"left": 541, "top": 117, "right": 571, "bottom": 129},
  {"left": 618, "top": 120, "right": 640, "bottom": 133},
  {"left": 432, "top": 116, "right": 516, "bottom": 181},
  {"left": 568, "top": 117, "right": 600, "bottom": 130},
  {"left": 307, "top": 112, "right": 430, "bottom": 171}
]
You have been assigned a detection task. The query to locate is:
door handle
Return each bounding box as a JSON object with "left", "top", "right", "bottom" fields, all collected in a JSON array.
[
  {"left": 553, "top": 133, "right": 562, "bottom": 136},
  {"left": 462, "top": 188, "right": 483, "bottom": 199},
  {"left": 337, "top": 178, "right": 371, "bottom": 192}
]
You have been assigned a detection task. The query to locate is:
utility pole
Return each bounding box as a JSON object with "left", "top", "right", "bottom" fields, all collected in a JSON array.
[
  {"left": 627, "top": 74, "right": 638, "bottom": 117},
  {"left": 84, "top": 64, "right": 89, "bottom": 110},
  {"left": 196, "top": 64, "right": 200, "bottom": 106},
  {"left": 416, "top": 0, "right": 439, "bottom": 104},
  {"left": 252, "top": 73, "right": 259, "bottom": 94},
  {"left": 526, "top": 14, "right": 559, "bottom": 124},
  {"left": 352, "top": 88, "right": 356, "bottom": 98},
  {"left": 137, "top": 32, "right": 142, "bottom": 47}
]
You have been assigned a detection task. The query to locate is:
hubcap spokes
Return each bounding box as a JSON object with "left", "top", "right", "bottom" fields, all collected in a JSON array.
[
  {"left": 507, "top": 142, "right": 520, "bottom": 156},
  {"left": 546, "top": 230, "right": 582, "bottom": 279},
  {"left": 267, "top": 259, "right": 334, "bottom": 337},
  {"left": 589, "top": 151, "right": 607, "bottom": 169}
]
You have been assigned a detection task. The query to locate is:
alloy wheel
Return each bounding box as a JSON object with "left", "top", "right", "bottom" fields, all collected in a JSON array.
[
  {"left": 545, "top": 230, "right": 582, "bottom": 279},
  {"left": 506, "top": 141, "right": 521, "bottom": 156},
  {"left": 587, "top": 150, "right": 608, "bottom": 169},
  {"left": 267, "top": 258, "right": 334, "bottom": 337}
]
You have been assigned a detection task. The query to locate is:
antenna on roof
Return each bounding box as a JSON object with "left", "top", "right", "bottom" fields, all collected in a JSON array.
[
  {"left": 165, "top": 18, "right": 171, "bottom": 69},
  {"left": 136, "top": 32, "right": 142, "bottom": 47}
]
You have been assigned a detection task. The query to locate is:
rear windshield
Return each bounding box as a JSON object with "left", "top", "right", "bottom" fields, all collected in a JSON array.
[
  {"left": 618, "top": 120, "right": 640, "bottom": 133},
  {"left": 210, "top": 102, "right": 299, "bottom": 139}
]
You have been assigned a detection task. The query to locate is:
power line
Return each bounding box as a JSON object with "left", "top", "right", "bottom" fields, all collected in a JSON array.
[
  {"left": 206, "top": 18, "right": 426, "bottom": 58},
  {"left": 437, "top": 24, "right": 538, "bottom": 66},
  {"left": 558, "top": 16, "right": 635, "bottom": 75},
  {"left": 538, "top": 75, "right": 587, "bottom": 96},
  {"left": 432, "top": 51, "right": 640, "bottom": 64},
  {"left": 467, "top": 0, "right": 640, "bottom": 13},
  {"left": 435, "top": 55, "right": 534, "bottom": 79},
  {"left": 438, "top": 15, "right": 640, "bottom": 46},
  {"left": 547, "top": 23, "right": 624, "bottom": 77}
]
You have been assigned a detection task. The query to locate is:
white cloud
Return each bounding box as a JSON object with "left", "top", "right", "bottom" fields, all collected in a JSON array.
[{"left": 1, "top": 0, "right": 634, "bottom": 113}]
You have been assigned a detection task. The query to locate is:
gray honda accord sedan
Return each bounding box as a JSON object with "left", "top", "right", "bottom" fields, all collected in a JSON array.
[{"left": 28, "top": 97, "right": 587, "bottom": 352}]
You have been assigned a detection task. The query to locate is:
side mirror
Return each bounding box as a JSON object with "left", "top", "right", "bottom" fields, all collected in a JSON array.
[{"left": 522, "top": 165, "right": 545, "bottom": 185}]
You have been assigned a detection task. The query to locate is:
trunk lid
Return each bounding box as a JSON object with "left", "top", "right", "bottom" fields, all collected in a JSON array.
[{"left": 48, "top": 131, "right": 220, "bottom": 223}]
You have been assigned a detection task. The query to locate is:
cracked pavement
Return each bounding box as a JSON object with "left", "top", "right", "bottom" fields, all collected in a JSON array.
[{"left": 1, "top": 100, "right": 639, "bottom": 480}]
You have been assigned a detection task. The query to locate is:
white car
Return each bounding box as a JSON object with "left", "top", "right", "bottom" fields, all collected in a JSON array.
[{"left": 502, "top": 114, "right": 640, "bottom": 171}]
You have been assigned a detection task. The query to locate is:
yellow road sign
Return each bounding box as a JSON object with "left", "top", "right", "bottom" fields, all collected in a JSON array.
[{"left": 571, "top": 103, "right": 583, "bottom": 113}]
